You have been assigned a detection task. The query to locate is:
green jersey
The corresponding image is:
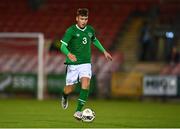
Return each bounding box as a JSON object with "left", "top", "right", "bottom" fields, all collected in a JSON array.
[{"left": 61, "top": 24, "right": 96, "bottom": 65}]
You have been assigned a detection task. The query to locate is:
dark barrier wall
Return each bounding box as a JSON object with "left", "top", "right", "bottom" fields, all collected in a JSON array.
[
  {"left": 0, "top": 73, "right": 97, "bottom": 97},
  {"left": 0, "top": 73, "right": 37, "bottom": 94},
  {"left": 47, "top": 74, "right": 97, "bottom": 95}
]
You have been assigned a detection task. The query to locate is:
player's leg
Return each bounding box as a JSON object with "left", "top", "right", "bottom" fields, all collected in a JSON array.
[
  {"left": 61, "top": 85, "right": 75, "bottom": 109},
  {"left": 74, "top": 77, "right": 90, "bottom": 120},
  {"left": 76, "top": 77, "right": 90, "bottom": 111},
  {"left": 61, "top": 65, "right": 78, "bottom": 109},
  {"left": 74, "top": 64, "right": 92, "bottom": 120}
]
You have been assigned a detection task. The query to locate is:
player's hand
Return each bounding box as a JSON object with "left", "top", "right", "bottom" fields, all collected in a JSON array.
[
  {"left": 104, "top": 51, "right": 112, "bottom": 61},
  {"left": 67, "top": 53, "right": 77, "bottom": 62}
]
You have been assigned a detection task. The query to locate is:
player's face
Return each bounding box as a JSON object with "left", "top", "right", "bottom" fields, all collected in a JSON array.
[{"left": 76, "top": 15, "right": 88, "bottom": 29}]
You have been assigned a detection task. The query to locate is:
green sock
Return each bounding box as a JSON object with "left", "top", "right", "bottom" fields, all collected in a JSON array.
[{"left": 76, "top": 89, "right": 89, "bottom": 112}]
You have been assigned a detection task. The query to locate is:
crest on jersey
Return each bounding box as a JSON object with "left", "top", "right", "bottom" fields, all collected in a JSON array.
[
  {"left": 76, "top": 34, "right": 80, "bottom": 37},
  {"left": 88, "top": 33, "right": 93, "bottom": 38}
]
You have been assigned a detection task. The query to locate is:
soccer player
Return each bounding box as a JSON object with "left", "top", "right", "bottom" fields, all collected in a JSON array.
[{"left": 60, "top": 8, "right": 112, "bottom": 120}]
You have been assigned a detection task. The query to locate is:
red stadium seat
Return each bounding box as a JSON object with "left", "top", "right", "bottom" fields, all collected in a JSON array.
[{"left": 0, "top": 0, "right": 133, "bottom": 51}]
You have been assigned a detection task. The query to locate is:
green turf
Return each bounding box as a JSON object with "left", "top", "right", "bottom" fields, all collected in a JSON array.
[{"left": 0, "top": 98, "right": 180, "bottom": 128}]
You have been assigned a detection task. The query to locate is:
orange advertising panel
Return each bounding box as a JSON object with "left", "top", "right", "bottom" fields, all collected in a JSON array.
[{"left": 111, "top": 72, "right": 143, "bottom": 97}]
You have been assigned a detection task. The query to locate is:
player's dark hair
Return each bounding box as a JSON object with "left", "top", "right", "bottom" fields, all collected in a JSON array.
[{"left": 77, "top": 8, "right": 89, "bottom": 16}]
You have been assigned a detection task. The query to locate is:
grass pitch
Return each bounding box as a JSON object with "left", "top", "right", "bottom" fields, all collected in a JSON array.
[{"left": 0, "top": 98, "right": 180, "bottom": 128}]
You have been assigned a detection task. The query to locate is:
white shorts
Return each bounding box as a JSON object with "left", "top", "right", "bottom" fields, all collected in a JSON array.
[{"left": 66, "top": 63, "right": 92, "bottom": 85}]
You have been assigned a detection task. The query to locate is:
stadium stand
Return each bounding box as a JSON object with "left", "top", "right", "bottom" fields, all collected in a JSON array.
[
  {"left": 0, "top": 0, "right": 132, "bottom": 74},
  {"left": 0, "top": 0, "right": 132, "bottom": 48},
  {"left": 157, "top": 1, "right": 180, "bottom": 76},
  {"left": 1, "top": 0, "right": 179, "bottom": 98},
  {"left": 158, "top": 2, "right": 180, "bottom": 25}
]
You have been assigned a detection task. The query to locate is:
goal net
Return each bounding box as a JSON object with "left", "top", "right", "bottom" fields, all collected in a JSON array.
[{"left": 0, "top": 32, "right": 45, "bottom": 100}]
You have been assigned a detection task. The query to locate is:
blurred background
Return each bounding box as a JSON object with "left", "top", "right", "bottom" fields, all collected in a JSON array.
[{"left": 0, "top": 0, "right": 179, "bottom": 100}]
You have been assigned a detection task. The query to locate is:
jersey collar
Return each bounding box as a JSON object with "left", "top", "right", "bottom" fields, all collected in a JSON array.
[{"left": 76, "top": 24, "right": 87, "bottom": 31}]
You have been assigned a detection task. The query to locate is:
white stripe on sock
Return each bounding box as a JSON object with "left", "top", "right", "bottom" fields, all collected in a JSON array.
[{"left": 78, "top": 99, "right": 86, "bottom": 103}]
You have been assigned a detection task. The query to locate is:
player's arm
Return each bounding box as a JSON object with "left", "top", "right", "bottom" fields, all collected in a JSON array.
[
  {"left": 60, "top": 27, "right": 77, "bottom": 62},
  {"left": 93, "top": 39, "right": 105, "bottom": 53},
  {"left": 60, "top": 41, "right": 70, "bottom": 55},
  {"left": 60, "top": 41, "right": 77, "bottom": 62},
  {"left": 93, "top": 39, "right": 112, "bottom": 61}
]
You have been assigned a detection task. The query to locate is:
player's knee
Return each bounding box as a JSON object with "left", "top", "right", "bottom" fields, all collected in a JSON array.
[
  {"left": 64, "top": 86, "right": 74, "bottom": 94},
  {"left": 81, "top": 82, "right": 90, "bottom": 89},
  {"left": 81, "top": 77, "right": 90, "bottom": 89}
]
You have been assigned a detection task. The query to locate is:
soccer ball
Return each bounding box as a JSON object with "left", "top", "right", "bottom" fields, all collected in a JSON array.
[{"left": 82, "top": 108, "right": 95, "bottom": 122}]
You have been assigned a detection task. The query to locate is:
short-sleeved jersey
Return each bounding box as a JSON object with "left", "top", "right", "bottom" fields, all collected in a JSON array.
[{"left": 61, "top": 24, "right": 96, "bottom": 65}]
